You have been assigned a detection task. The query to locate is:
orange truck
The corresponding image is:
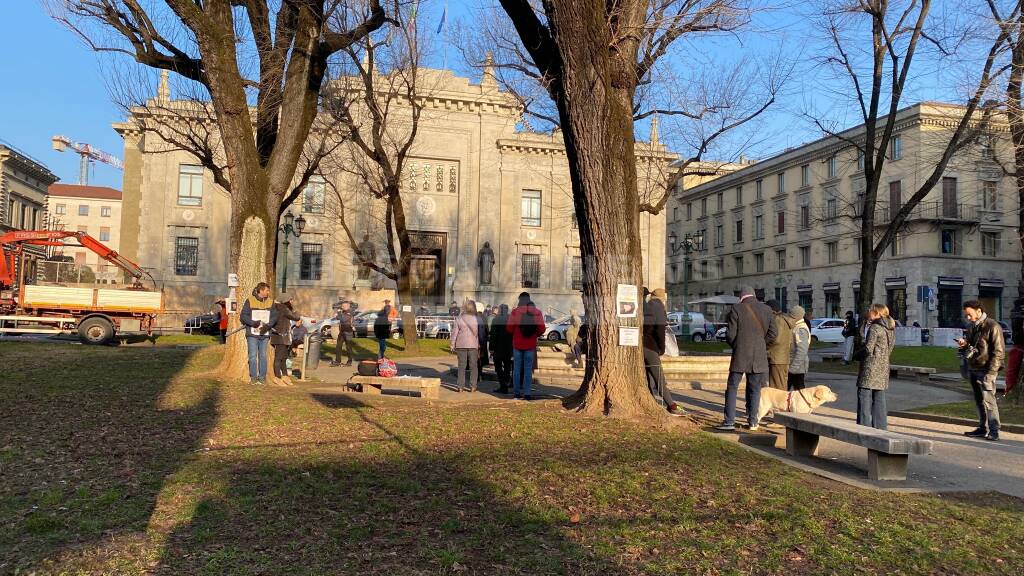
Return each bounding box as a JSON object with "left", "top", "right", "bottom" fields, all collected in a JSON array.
[{"left": 1, "top": 230, "right": 163, "bottom": 344}]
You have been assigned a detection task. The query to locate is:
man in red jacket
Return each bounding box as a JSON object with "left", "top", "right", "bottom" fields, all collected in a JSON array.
[{"left": 507, "top": 292, "right": 546, "bottom": 400}]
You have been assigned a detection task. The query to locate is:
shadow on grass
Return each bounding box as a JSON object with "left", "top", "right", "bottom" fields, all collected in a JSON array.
[
  {"left": 0, "top": 343, "right": 220, "bottom": 573},
  {"left": 151, "top": 393, "right": 613, "bottom": 575}
]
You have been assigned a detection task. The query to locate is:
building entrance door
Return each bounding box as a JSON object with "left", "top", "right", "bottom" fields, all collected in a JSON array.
[
  {"left": 937, "top": 287, "right": 963, "bottom": 328},
  {"left": 409, "top": 232, "right": 446, "bottom": 304},
  {"left": 886, "top": 288, "right": 907, "bottom": 325}
]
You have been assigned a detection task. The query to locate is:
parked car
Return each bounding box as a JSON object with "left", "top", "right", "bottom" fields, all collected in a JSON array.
[
  {"left": 667, "top": 311, "right": 714, "bottom": 342},
  {"left": 419, "top": 315, "right": 454, "bottom": 339},
  {"left": 810, "top": 317, "right": 846, "bottom": 343},
  {"left": 184, "top": 310, "right": 220, "bottom": 335},
  {"left": 545, "top": 315, "right": 586, "bottom": 341},
  {"left": 351, "top": 311, "right": 403, "bottom": 339}
]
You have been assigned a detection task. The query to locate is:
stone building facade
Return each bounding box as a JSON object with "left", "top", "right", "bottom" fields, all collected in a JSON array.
[
  {"left": 46, "top": 183, "right": 123, "bottom": 283},
  {"left": 0, "top": 141, "right": 58, "bottom": 282},
  {"left": 667, "top": 103, "right": 1022, "bottom": 327},
  {"left": 115, "top": 68, "right": 672, "bottom": 318}
]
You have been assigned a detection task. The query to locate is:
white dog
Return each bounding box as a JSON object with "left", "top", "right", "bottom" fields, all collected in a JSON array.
[{"left": 754, "top": 385, "right": 838, "bottom": 423}]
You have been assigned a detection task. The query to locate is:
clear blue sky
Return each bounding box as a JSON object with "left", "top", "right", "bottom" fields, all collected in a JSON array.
[{"left": 0, "top": 2, "right": 964, "bottom": 191}]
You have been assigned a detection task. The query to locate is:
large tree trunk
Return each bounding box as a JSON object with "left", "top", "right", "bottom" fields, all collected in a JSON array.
[{"left": 548, "top": 1, "right": 661, "bottom": 418}]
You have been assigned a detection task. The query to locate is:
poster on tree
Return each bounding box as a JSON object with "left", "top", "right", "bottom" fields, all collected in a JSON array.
[{"left": 616, "top": 284, "right": 638, "bottom": 318}]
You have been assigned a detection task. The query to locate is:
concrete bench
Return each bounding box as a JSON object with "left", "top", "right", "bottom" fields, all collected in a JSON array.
[
  {"left": 346, "top": 375, "right": 441, "bottom": 399},
  {"left": 775, "top": 412, "right": 933, "bottom": 481},
  {"left": 820, "top": 352, "right": 844, "bottom": 362},
  {"left": 888, "top": 364, "right": 937, "bottom": 383}
]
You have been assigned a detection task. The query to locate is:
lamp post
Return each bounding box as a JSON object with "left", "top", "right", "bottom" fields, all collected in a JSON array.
[
  {"left": 278, "top": 211, "right": 306, "bottom": 293},
  {"left": 669, "top": 229, "right": 703, "bottom": 340}
]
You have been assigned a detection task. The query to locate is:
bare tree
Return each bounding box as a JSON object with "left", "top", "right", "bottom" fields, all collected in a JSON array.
[
  {"left": 493, "top": 0, "right": 775, "bottom": 417},
  {"left": 810, "top": 0, "right": 1009, "bottom": 340},
  {"left": 49, "top": 0, "right": 389, "bottom": 378}
]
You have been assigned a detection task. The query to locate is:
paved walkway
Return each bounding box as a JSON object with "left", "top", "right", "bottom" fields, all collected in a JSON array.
[{"left": 304, "top": 357, "right": 1024, "bottom": 497}]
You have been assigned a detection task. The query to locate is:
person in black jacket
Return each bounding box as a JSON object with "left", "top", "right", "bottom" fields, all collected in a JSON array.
[
  {"left": 270, "top": 296, "right": 302, "bottom": 386},
  {"left": 373, "top": 305, "right": 392, "bottom": 359},
  {"left": 476, "top": 308, "right": 490, "bottom": 381},
  {"left": 331, "top": 301, "right": 355, "bottom": 367},
  {"left": 644, "top": 288, "right": 685, "bottom": 416},
  {"left": 490, "top": 304, "right": 513, "bottom": 393}
]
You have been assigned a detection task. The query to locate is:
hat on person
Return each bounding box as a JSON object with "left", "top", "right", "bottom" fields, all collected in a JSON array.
[
  {"left": 651, "top": 288, "right": 667, "bottom": 300},
  {"left": 790, "top": 305, "right": 805, "bottom": 320},
  {"left": 739, "top": 285, "right": 755, "bottom": 298}
]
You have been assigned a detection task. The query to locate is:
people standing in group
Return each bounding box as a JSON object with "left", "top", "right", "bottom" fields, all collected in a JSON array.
[
  {"left": 766, "top": 300, "right": 797, "bottom": 390},
  {"left": 373, "top": 304, "right": 392, "bottom": 360},
  {"left": 787, "top": 305, "right": 810, "bottom": 391},
  {"left": 330, "top": 300, "right": 355, "bottom": 367},
  {"left": 490, "top": 304, "right": 514, "bottom": 394},
  {"left": 643, "top": 288, "right": 686, "bottom": 416},
  {"left": 270, "top": 295, "right": 302, "bottom": 386},
  {"left": 566, "top": 309, "right": 582, "bottom": 367},
  {"left": 842, "top": 310, "right": 857, "bottom": 365},
  {"left": 508, "top": 292, "right": 546, "bottom": 400},
  {"left": 854, "top": 303, "right": 896, "bottom": 430},
  {"left": 958, "top": 300, "right": 1004, "bottom": 441},
  {"left": 450, "top": 300, "right": 481, "bottom": 393},
  {"left": 239, "top": 282, "right": 275, "bottom": 385},
  {"left": 217, "top": 299, "right": 228, "bottom": 344},
  {"left": 717, "top": 286, "right": 777, "bottom": 431}
]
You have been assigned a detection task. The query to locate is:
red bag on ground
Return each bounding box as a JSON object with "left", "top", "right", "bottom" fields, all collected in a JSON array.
[{"left": 377, "top": 358, "right": 398, "bottom": 378}]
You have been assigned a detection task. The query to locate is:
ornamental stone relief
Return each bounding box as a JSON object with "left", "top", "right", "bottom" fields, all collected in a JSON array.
[{"left": 404, "top": 159, "right": 459, "bottom": 195}]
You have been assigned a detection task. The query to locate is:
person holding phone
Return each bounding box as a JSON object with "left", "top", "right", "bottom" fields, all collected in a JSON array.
[{"left": 958, "top": 300, "right": 1003, "bottom": 441}]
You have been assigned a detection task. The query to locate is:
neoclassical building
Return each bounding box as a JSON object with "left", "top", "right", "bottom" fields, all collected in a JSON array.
[{"left": 114, "top": 67, "right": 673, "bottom": 317}]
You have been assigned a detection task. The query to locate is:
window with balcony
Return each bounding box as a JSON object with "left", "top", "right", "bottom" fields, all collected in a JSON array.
[
  {"left": 754, "top": 252, "right": 764, "bottom": 272},
  {"left": 776, "top": 249, "right": 786, "bottom": 270},
  {"left": 826, "top": 241, "right": 838, "bottom": 263},
  {"left": 753, "top": 215, "right": 764, "bottom": 240},
  {"left": 940, "top": 229, "right": 960, "bottom": 255},
  {"left": 801, "top": 164, "right": 810, "bottom": 187},
  {"left": 521, "top": 190, "right": 542, "bottom": 227},
  {"left": 982, "top": 231, "right": 1000, "bottom": 257}
]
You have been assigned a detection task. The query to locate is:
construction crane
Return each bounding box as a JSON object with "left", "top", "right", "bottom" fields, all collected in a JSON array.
[{"left": 51, "top": 136, "right": 124, "bottom": 185}]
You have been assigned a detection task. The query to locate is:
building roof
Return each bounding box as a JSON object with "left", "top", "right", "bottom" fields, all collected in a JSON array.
[
  {"left": 48, "top": 183, "right": 122, "bottom": 200},
  {"left": 0, "top": 140, "right": 59, "bottom": 184}
]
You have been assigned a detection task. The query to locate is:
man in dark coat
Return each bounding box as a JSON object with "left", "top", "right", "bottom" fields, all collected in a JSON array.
[
  {"left": 331, "top": 301, "right": 355, "bottom": 367},
  {"left": 958, "top": 300, "right": 1005, "bottom": 441},
  {"left": 717, "top": 285, "right": 777, "bottom": 431},
  {"left": 373, "top": 305, "right": 392, "bottom": 359},
  {"left": 766, "top": 299, "right": 797, "bottom": 390},
  {"left": 644, "top": 288, "right": 685, "bottom": 416},
  {"left": 490, "top": 304, "right": 514, "bottom": 393}
]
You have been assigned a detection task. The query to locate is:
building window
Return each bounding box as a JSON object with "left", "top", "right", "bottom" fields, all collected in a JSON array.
[
  {"left": 696, "top": 229, "right": 707, "bottom": 250},
  {"left": 980, "top": 134, "right": 995, "bottom": 159},
  {"left": 101, "top": 206, "right": 111, "bottom": 217},
  {"left": 800, "top": 245, "right": 810, "bottom": 267},
  {"left": 78, "top": 205, "right": 89, "bottom": 216},
  {"left": 77, "top": 225, "right": 88, "bottom": 234},
  {"left": 715, "top": 259, "right": 724, "bottom": 279},
  {"left": 857, "top": 149, "right": 865, "bottom": 171},
  {"left": 174, "top": 237, "right": 199, "bottom": 276},
  {"left": 753, "top": 215, "right": 764, "bottom": 240},
  {"left": 889, "top": 180, "right": 902, "bottom": 219},
  {"left": 890, "top": 233, "right": 901, "bottom": 257},
  {"left": 941, "top": 229, "right": 960, "bottom": 255},
  {"left": 700, "top": 260, "right": 709, "bottom": 280},
  {"left": 571, "top": 213, "right": 578, "bottom": 229},
  {"left": 715, "top": 224, "right": 724, "bottom": 247},
  {"left": 982, "top": 181, "right": 998, "bottom": 210},
  {"left": 826, "top": 198, "right": 838, "bottom": 222},
  {"left": 776, "top": 210, "right": 785, "bottom": 234},
  {"left": 776, "top": 249, "right": 786, "bottom": 270},
  {"left": 700, "top": 197, "right": 707, "bottom": 217},
  {"left": 891, "top": 135, "right": 902, "bottom": 160},
  {"left": 571, "top": 256, "right": 583, "bottom": 290},
  {"left": 982, "top": 231, "right": 1000, "bottom": 257},
  {"left": 827, "top": 241, "right": 838, "bottom": 264},
  {"left": 521, "top": 190, "right": 542, "bottom": 227},
  {"left": 521, "top": 253, "right": 540, "bottom": 287},
  {"left": 672, "top": 207, "right": 679, "bottom": 222},
  {"left": 686, "top": 202, "right": 692, "bottom": 220},
  {"left": 735, "top": 185, "right": 743, "bottom": 205},
  {"left": 302, "top": 177, "right": 326, "bottom": 214},
  {"left": 55, "top": 203, "right": 66, "bottom": 215},
  {"left": 754, "top": 252, "right": 764, "bottom": 273},
  {"left": 735, "top": 219, "right": 744, "bottom": 243},
  {"left": 827, "top": 155, "right": 837, "bottom": 179},
  {"left": 99, "top": 227, "right": 110, "bottom": 242},
  {"left": 299, "top": 243, "right": 323, "bottom": 280},
  {"left": 716, "top": 192, "right": 723, "bottom": 212},
  {"left": 734, "top": 256, "right": 744, "bottom": 276},
  {"left": 801, "top": 165, "right": 810, "bottom": 187},
  {"left": 799, "top": 205, "right": 810, "bottom": 229},
  {"left": 755, "top": 179, "right": 763, "bottom": 200},
  {"left": 777, "top": 172, "right": 786, "bottom": 195},
  {"left": 177, "top": 164, "right": 203, "bottom": 206},
  {"left": 670, "top": 264, "right": 678, "bottom": 283}
]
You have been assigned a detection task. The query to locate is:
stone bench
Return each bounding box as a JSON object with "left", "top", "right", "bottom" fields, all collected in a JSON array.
[
  {"left": 775, "top": 412, "right": 933, "bottom": 481},
  {"left": 346, "top": 375, "right": 441, "bottom": 399},
  {"left": 888, "top": 364, "right": 937, "bottom": 383},
  {"left": 820, "top": 352, "right": 844, "bottom": 362}
]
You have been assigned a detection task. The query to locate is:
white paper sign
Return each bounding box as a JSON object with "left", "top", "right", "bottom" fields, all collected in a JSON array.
[
  {"left": 402, "top": 305, "right": 412, "bottom": 312},
  {"left": 250, "top": 308, "right": 270, "bottom": 336},
  {"left": 616, "top": 284, "right": 638, "bottom": 318},
  {"left": 227, "top": 273, "right": 240, "bottom": 287},
  {"left": 619, "top": 327, "right": 640, "bottom": 346}
]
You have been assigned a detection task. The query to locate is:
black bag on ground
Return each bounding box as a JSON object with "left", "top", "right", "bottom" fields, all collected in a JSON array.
[{"left": 357, "top": 360, "right": 378, "bottom": 376}]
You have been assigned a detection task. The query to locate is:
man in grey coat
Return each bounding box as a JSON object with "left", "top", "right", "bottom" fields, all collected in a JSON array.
[{"left": 717, "top": 286, "right": 777, "bottom": 431}]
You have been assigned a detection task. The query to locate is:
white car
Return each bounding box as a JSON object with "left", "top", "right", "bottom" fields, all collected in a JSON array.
[
  {"left": 810, "top": 317, "right": 846, "bottom": 343},
  {"left": 545, "top": 315, "right": 585, "bottom": 341},
  {"left": 667, "top": 311, "right": 714, "bottom": 342}
]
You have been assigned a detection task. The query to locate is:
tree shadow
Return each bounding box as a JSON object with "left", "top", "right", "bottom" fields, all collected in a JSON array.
[{"left": 0, "top": 344, "right": 220, "bottom": 573}]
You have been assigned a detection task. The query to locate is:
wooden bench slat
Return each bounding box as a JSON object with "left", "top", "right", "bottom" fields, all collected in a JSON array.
[
  {"left": 888, "top": 365, "right": 937, "bottom": 374},
  {"left": 774, "top": 413, "right": 933, "bottom": 455}
]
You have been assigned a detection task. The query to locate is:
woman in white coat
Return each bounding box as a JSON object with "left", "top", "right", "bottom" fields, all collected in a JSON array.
[{"left": 787, "top": 305, "right": 811, "bottom": 391}]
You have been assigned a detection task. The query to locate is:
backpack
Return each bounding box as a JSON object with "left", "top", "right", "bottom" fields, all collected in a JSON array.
[
  {"left": 519, "top": 309, "right": 539, "bottom": 338},
  {"left": 377, "top": 358, "right": 398, "bottom": 378}
]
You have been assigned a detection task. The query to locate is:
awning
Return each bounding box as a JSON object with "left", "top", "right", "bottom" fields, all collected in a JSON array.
[
  {"left": 979, "top": 278, "right": 1005, "bottom": 288},
  {"left": 797, "top": 284, "right": 813, "bottom": 293},
  {"left": 823, "top": 282, "right": 840, "bottom": 292},
  {"left": 885, "top": 276, "right": 906, "bottom": 288},
  {"left": 938, "top": 276, "right": 965, "bottom": 287}
]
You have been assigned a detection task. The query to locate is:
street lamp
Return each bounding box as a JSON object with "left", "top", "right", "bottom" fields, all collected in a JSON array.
[
  {"left": 279, "top": 211, "right": 306, "bottom": 292},
  {"left": 669, "top": 229, "right": 703, "bottom": 340}
]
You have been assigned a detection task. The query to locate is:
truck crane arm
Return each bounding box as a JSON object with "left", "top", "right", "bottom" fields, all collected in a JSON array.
[{"left": 0, "top": 230, "right": 154, "bottom": 288}]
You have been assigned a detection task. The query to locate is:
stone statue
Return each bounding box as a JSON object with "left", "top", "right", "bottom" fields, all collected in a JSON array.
[
  {"left": 354, "top": 234, "right": 376, "bottom": 280},
  {"left": 477, "top": 241, "right": 495, "bottom": 285}
]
